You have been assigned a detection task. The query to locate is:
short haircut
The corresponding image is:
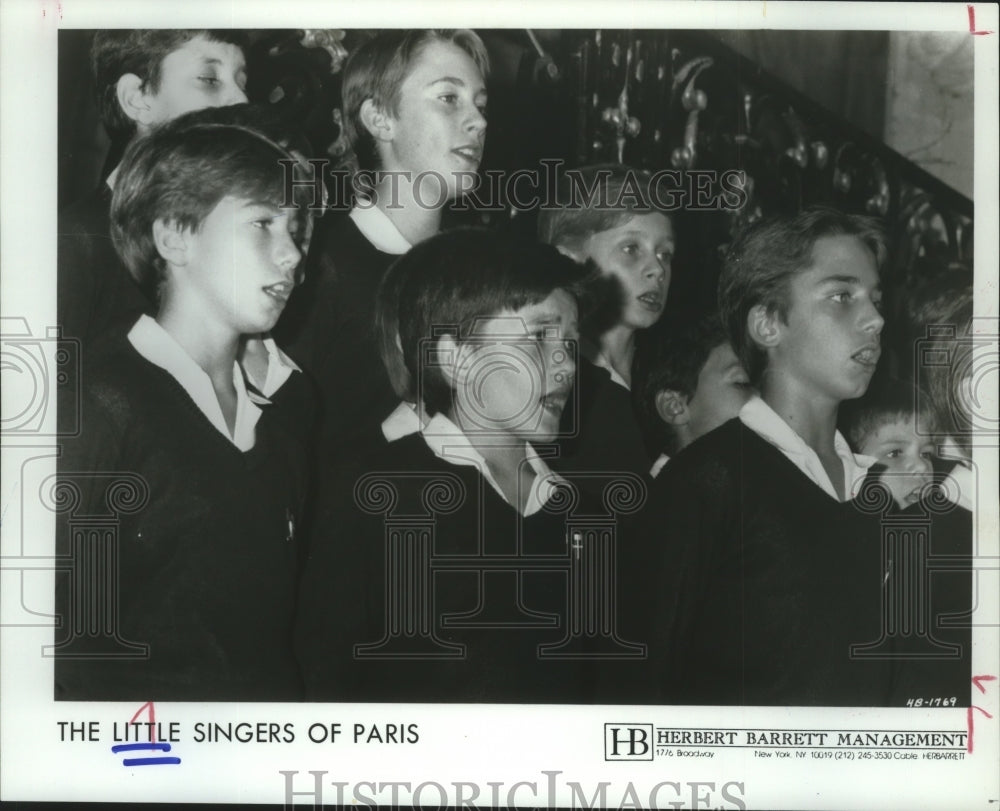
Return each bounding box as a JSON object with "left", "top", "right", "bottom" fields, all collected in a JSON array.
[
  {"left": 341, "top": 29, "right": 490, "bottom": 171},
  {"left": 537, "top": 164, "right": 663, "bottom": 252},
  {"left": 633, "top": 314, "right": 731, "bottom": 456},
  {"left": 384, "top": 228, "right": 591, "bottom": 416},
  {"left": 839, "top": 377, "right": 936, "bottom": 453},
  {"left": 719, "top": 206, "right": 888, "bottom": 385},
  {"left": 110, "top": 105, "right": 316, "bottom": 297},
  {"left": 92, "top": 29, "right": 249, "bottom": 141}
]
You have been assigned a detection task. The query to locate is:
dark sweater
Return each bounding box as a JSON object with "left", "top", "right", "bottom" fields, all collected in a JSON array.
[
  {"left": 58, "top": 185, "right": 154, "bottom": 346},
  {"left": 553, "top": 357, "right": 652, "bottom": 490},
  {"left": 629, "top": 418, "right": 899, "bottom": 706},
  {"left": 296, "top": 433, "right": 599, "bottom": 703},
  {"left": 276, "top": 213, "right": 400, "bottom": 462},
  {"left": 886, "top": 499, "right": 973, "bottom": 707},
  {"left": 54, "top": 335, "right": 312, "bottom": 702}
]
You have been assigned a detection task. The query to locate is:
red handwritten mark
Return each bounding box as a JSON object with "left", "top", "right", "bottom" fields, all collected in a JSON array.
[
  {"left": 972, "top": 674, "right": 997, "bottom": 693},
  {"left": 129, "top": 701, "right": 157, "bottom": 743},
  {"left": 966, "top": 675, "right": 997, "bottom": 753},
  {"left": 968, "top": 5, "right": 994, "bottom": 35}
]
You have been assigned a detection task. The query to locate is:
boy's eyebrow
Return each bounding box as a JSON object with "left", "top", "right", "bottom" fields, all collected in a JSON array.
[
  {"left": 817, "top": 274, "right": 881, "bottom": 289},
  {"left": 242, "top": 200, "right": 286, "bottom": 214},
  {"left": 526, "top": 313, "right": 579, "bottom": 331},
  {"left": 198, "top": 55, "right": 247, "bottom": 71},
  {"left": 427, "top": 76, "right": 487, "bottom": 93},
  {"left": 614, "top": 229, "right": 674, "bottom": 241},
  {"left": 526, "top": 312, "right": 564, "bottom": 324}
]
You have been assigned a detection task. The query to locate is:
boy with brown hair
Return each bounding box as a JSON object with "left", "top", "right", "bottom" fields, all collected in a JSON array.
[
  {"left": 59, "top": 30, "right": 249, "bottom": 344},
  {"left": 635, "top": 206, "right": 898, "bottom": 705}
]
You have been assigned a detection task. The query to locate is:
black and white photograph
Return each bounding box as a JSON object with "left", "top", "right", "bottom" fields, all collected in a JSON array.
[{"left": 2, "top": 1, "right": 998, "bottom": 809}]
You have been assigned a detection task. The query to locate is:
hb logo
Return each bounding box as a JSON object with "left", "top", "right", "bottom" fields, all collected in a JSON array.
[{"left": 604, "top": 724, "right": 653, "bottom": 760}]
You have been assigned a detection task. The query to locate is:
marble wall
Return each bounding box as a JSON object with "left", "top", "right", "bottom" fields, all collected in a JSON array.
[{"left": 884, "top": 32, "right": 974, "bottom": 200}]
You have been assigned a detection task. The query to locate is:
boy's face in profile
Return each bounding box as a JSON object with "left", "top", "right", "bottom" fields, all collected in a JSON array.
[
  {"left": 768, "top": 235, "right": 884, "bottom": 404},
  {"left": 859, "top": 417, "right": 935, "bottom": 508},
  {"left": 684, "top": 342, "right": 753, "bottom": 441},
  {"left": 450, "top": 289, "right": 578, "bottom": 444},
  {"left": 582, "top": 212, "right": 673, "bottom": 331},
  {"left": 176, "top": 195, "right": 303, "bottom": 335},
  {"left": 382, "top": 40, "right": 487, "bottom": 200},
  {"left": 138, "top": 35, "right": 247, "bottom": 134}
]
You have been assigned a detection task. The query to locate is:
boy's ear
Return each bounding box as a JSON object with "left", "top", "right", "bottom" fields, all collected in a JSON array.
[
  {"left": 359, "top": 98, "right": 395, "bottom": 143},
  {"left": 555, "top": 243, "right": 587, "bottom": 263},
  {"left": 655, "top": 389, "right": 690, "bottom": 426},
  {"left": 116, "top": 73, "right": 156, "bottom": 128},
  {"left": 434, "top": 333, "right": 463, "bottom": 389},
  {"left": 748, "top": 304, "right": 781, "bottom": 349},
  {"left": 152, "top": 218, "right": 191, "bottom": 268}
]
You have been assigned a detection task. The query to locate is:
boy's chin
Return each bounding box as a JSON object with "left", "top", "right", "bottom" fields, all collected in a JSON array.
[
  {"left": 530, "top": 413, "right": 563, "bottom": 444},
  {"left": 242, "top": 313, "right": 282, "bottom": 336}
]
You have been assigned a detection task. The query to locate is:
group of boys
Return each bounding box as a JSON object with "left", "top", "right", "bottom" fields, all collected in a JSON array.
[{"left": 55, "top": 29, "right": 973, "bottom": 706}]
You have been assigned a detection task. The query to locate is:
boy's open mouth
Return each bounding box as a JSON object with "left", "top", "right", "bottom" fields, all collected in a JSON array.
[
  {"left": 540, "top": 390, "right": 570, "bottom": 415},
  {"left": 452, "top": 145, "right": 482, "bottom": 165},
  {"left": 637, "top": 291, "right": 664, "bottom": 311},
  {"left": 851, "top": 344, "right": 880, "bottom": 367},
  {"left": 263, "top": 281, "right": 293, "bottom": 303}
]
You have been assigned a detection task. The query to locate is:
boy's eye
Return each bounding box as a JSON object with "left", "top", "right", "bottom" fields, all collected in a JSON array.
[
  {"left": 621, "top": 243, "right": 638, "bottom": 256},
  {"left": 830, "top": 291, "right": 851, "bottom": 303},
  {"left": 439, "top": 93, "right": 458, "bottom": 104},
  {"left": 199, "top": 76, "right": 220, "bottom": 87},
  {"left": 252, "top": 217, "right": 275, "bottom": 229},
  {"left": 884, "top": 449, "right": 901, "bottom": 459},
  {"left": 656, "top": 250, "right": 673, "bottom": 264},
  {"left": 476, "top": 103, "right": 488, "bottom": 117}
]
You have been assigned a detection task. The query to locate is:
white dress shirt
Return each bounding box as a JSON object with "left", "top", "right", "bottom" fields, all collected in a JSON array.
[
  {"left": 349, "top": 201, "right": 412, "bottom": 255},
  {"left": 739, "top": 395, "right": 877, "bottom": 502},
  {"left": 129, "top": 316, "right": 296, "bottom": 451},
  {"left": 420, "top": 412, "right": 565, "bottom": 517},
  {"left": 649, "top": 452, "right": 671, "bottom": 479}
]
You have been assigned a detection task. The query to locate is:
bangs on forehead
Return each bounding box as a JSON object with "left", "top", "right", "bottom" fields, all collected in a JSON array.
[{"left": 223, "top": 178, "right": 314, "bottom": 239}]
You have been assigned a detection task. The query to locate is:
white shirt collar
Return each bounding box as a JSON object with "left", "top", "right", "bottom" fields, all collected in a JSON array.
[
  {"left": 253, "top": 335, "right": 300, "bottom": 398},
  {"left": 128, "top": 315, "right": 261, "bottom": 451},
  {"left": 349, "top": 201, "right": 412, "bottom": 255},
  {"left": 382, "top": 400, "right": 425, "bottom": 442},
  {"left": 589, "top": 347, "right": 630, "bottom": 390},
  {"left": 739, "top": 395, "right": 877, "bottom": 502},
  {"left": 420, "top": 412, "right": 564, "bottom": 516},
  {"left": 649, "top": 452, "right": 671, "bottom": 479}
]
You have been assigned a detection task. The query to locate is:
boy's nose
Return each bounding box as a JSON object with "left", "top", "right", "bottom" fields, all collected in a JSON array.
[
  {"left": 224, "top": 83, "right": 249, "bottom": 106},
  {"left": 861, "top": 300, "right": 885, "bottom": 333},
  {"left": 464, "top": 105, "right": 487, "bottom": 136},
  {"left": 275, "top": 233, "right": 302, "bottom": 278},
  {"left": 644, "top": 256, "right": 668, "bottom": 282},
  {"left": 550, "top": 345, "right": 575, "bottom": 384}
]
